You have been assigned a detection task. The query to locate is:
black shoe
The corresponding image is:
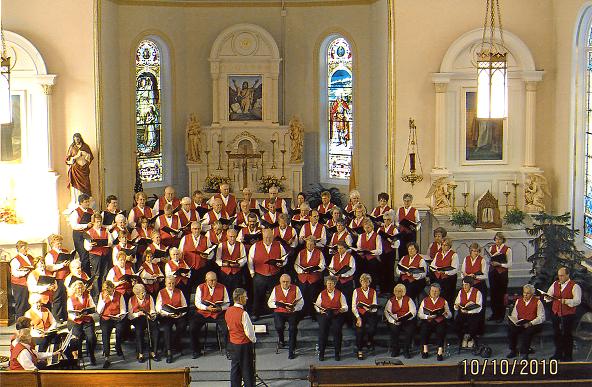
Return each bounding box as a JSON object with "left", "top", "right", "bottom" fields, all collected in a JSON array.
[
  {"left": 288, "top": 352, "right": 296, "bottom": 360},
  {"left": 403, "top": 351, "right": 412, "bottom": 359},
  {"left": 335, "top": 354, "right": 341, "bottom": 361},
  {"left": 437, "top": 354, "right": 444, "bottom": 361},
  {"left": 89, "top": 355, "right": 97, "bottom": 366},
  {"left": 421, "top": 352, "right": 429, "bottom": 359},
  {"left": 391, "top": 349, "right": 400, "bottom": 357},
  {"left": 138, "top": 354, "right": 146, "bottom": 363},
  {"left": 319, "top": 353, "right": 325, "bottom": 361},
  {"left": 357, "top": 351, "right": 364, "bottom": 360},
  {"left": 278, "top": 340, "right": 286, "bottom": 349},
  {"left": 152, "top": 352, "right": 161, "bottom": 362},
  {"left": 507, "top": 351, "right": 517, "bottom": 359},
  {"left": 116, "top": 346, "right": 123, "bottom": 357},
  {"left": 103, "top": 359, "right": 111, "bottom": 369}
]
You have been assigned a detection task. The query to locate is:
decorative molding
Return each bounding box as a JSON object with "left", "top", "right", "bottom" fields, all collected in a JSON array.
[
  {"left": 41, "top": 84, "right": 53, "bottom": 95},
  {"left": 228, "top": 131, "right": 263, "bottom": 152},
  {"left": 112, "top": 0, "right": 380, "bottom": 7},
  {"left": 433, "top": 83, "right": 448, "bottom": 93}
]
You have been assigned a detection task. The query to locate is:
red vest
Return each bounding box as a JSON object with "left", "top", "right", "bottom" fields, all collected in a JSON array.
[
  {"left": 157, "top": 197, "right": 181, "bottom": 212},
  {"left": 297, "top": 249, "right": 323, "bottom": 284},
  {"left": 464, "top": 256, "right": 484, "bottom": 284},
  {"left": 226, "top": 305, "right": 251, "bottom": 344},
  {"left": 159, "top": 288, "right": 183, "bottom": 308},
  {"left": 301, "top": 223, "right": 324, "bottom": 239},
  {"left": 490, "top": 244, "right": 509, "bottom": 273},
  {"left": 75, "top": 207, "right": 94, "bottom": 231},
  {"left": 167, "top": 259, "right": 189, "bottom": 286},
  {"left": 235, "top": 212, "right": 249, "bottom": 227},
  {"left": 178, "top": 209, "right": 198, "bottom": 229},
  {"left": 129, "top": 295, "right": 152, "bottom": 315},
  {"left": 262, "top": 212, "right": 278, "bottom": 226},
  {"left": 220, "top": 242, "right": 243, "bottom": 275},
  {"left": 317, "top": 202, "right": 335, "bottom": 214},
  {"left": 371, "top": 205, "right": 390, "bottom": 217},
  {"left": 459, "top": 288, "right": 479, "bottom": 307},
  {"left": 214, "top": 194, "right": 238, "bottom": 216},
  {"left": 158, "top": 215, "right": 180, "bottom": 240},
  {"left": 516, "top": 297, "right": 539, "bottom": 321},
  {"left": 349, "top": 217, "right": 364, "bottom": 229},
  {"left": 274, "top": 226, "right": 296, "bottom": 243},
  {"left": 197, "top": 283, "right": 226, "bottom": 318},
  {"left": 208, "top": 229, "right": 227, "bottom": 244},
  {"left": 319, "top": 289, "right": 343, "bottom": 312},
  {"left": 205, "top": 210, "right": 230, "bottom": 225},
  {"left": 428, "top": 242, "right": 441, "bottom": 260},
  {"left": 332, "top": 252, "right": 354, "bottom": 283},
  {"left": 330, "top": 231, "right": 350, "bottom": 247},
  {"left": 48, "top": 249, "right": 70, "bottom": 280},
  {"left": 9, "top": 342, "right": 37, "bottom": 370},
  {"left": 390, "top": 295, "right": 412, "bottom": 318},
  {"left": 398, "top": 207, "right": 417, "bottom": 233},
  {"left": 400, "top": 254, "right": 423, "bottom": 282},
  {"left": 132, "top": 206, "right": 153, "bottom": 222},
  {"left": 31, "top": 270, "right": 55, "bottom": 304},
  {"left": 273, "top": 284, "right": 298, "bottom": 314},
  {"left": 251, "top": 241, "right": 283, "bottom": 276},
  {"left": 28, "top": 307, "right": 52, "bottom": 331},
  {"left": 263, "top": 198, "right": 285, "bottom": 212},
  {"left": 70, "top": 294, "right": 93, "bottom": 324},
  {"left": 423, "top": 296, "right": 446, "bottom": 323},
  {"left": 88, "top": 227, "right": 110, "bottom": 256},
  {"left": 379, "top": 224, "right": 397, "bottom": 253},
  {"left": 181, "top": 234, "right": 208, "bottom": 269},
  {"left": 355, "top": 287, "right": 376, "bottom": 315},
  {"left": 359, "top": 231, "right": 379, "bottom": 260},
  {"left": 112, "top": 263, "right": 134, "bottom": 294},
  {"left": 551, "top": 280, "right": 577, "bottom": 316},
  {"left": 433, "top": 250, "right": 455, "bottom": 279},
  {"left": 101, "top": 292, "right": 123, "bottom": 320},
  {"left": 10, "top": 254, "right": 34, "bottom": 286},
  {"left": 141, "top": 262, "right": 163, "bottom": 294}
]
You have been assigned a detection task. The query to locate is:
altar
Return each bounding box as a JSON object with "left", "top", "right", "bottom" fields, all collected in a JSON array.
[{"left": 186, "top": 24, "right": 303, "bottom": 198}]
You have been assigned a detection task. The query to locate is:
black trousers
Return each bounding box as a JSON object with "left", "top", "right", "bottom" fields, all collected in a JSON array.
[
  {"left": 189, "top": 266, "right": 210, "bottom": 295},
  {"left": 552, "top": 313, "right": 576, "bottom": 360},
  {"left": 68, "top": 320, "right": 97, "bottom": 359},
  {"left": 130, "top": 316, "right": 159, "bottom": 355},
  {"left": 420, "top": 319, "right": 447, "bottom": 348},
  {"left": 99, "top": 318, "right": 125, "bottom": 357},
  {"left": 159, "top": 315, "right": 187, "bottom": 353},
  {"left": 508, "top": 323, "right": 542, "bottom": 354},
  {"left": 73, "top": 231, "right": 90, "bottom": 275},
  {"left": 318, "top": 312, "right": 345, "bottom": 356},
  {"left": 359, "top": 258, "right": 380, "bottom": 289},
  {"left": 434, "top": 275, "right": 457, "bottom": 312},
  {"left": 252, "top": 273, "right": 280, "bottom": 318},
  {"left": 189, "top": 312, "right": 228, "bottom": 352},
  {"left": 219, "top": 270, "right": 245, "bottom": 299},
  {"left": 388, "top": 319, "right": 415, "bottom": 354},
  {"left": 52, "top": 279, "right": 67, "bottom": 322},
  {"left": 355, "top": 312, "right": 379, "bottom": 350},
  {"left": 273, "top": 311, "right": 300, "bottom": 353},
  {"left": 12, "top": 283, "right": 29, "bottom": 318},
  {"left": 36, "top": 332, "right": 59, "bottom": 352},
  {"left": 89, "top": 253, "right": 110, "bottom": 298},
  {"left": 400, "top": 278, "right": 426, "bottom": 302},
  {"left": 297, "top": 280, "right": 322, "bottom": 318},
  {"left": 380, "top": 251, "right": 396, "bottom": 294},
  {"left": 474, "top": 281, "right": 488, "bottom": 335},
  {"left": 489, "top": 269, "right": 508, "bottom": 319},
  {"left": 228, "top": 342, "right": 254, "bottom": 387},
  {"left": 455, "top": 312, "right": 480, "bottom": 341},
  {"left": 397, "top": 231, "right": 416, "bottom": 258}
]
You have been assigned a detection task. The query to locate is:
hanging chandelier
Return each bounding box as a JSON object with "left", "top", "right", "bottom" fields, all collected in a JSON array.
[
  {"left": 401, "top": 118, "right": 423, "bottom": 187},
  {"left": 475, "top": 0, "right": 507, "bottom": 119},
  {"left": 0, "top": 21, "right": 11, "bottom": 124}
]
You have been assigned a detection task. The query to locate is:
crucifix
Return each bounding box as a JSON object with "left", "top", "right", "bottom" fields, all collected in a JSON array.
[{"left": 227, "top": 140, "right": 262, "bottom": 189}]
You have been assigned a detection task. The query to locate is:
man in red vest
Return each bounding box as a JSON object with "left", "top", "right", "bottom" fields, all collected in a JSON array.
[
  {"left": 507, "top": 284, "right": 545, "bottom": 360},
  {"left": 267, "top": 274, "right": 304, "bottom": 359},
  {"left": 10, "top": 240, "right": 35, "bottom": 318},
  {"left": 209, "top": 183, "right": 238, "bottom": 217},
  {"left": 68, "top": 193, "right": 93, "bottom": 274},
  {"left": 156, "top": 276, "right": 188, "bottom": 363},
  {"left": 544, "top": 267, "right": 581, "bottom": 361},
  {"left": 225, "top": 287, "right": 256, "bottom": 387},
  {"left": 83, "top": 213, "right": 114, "bottom": 298},
  {"left": 189, "top": 272, "right": 230, "bottom": 358},
  {"left": 152, "top": 185, "right": 181, "bottom": 215}
]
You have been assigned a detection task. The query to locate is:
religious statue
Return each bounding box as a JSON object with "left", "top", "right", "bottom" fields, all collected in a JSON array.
[
  {"left": 525, "top": 173, "right": 550, "bottom": 213},
  {"left": 65, "top": 133, "right": 94, "bottom": 204},
  {"left": 186, "top": 113, "right": 202, "bottom": 163},
  {"left": 426, "top": 176, "right": 452, "bottom": 214},
  {"left": 288, "top": 115, "right": 304, "bottom": 162}
]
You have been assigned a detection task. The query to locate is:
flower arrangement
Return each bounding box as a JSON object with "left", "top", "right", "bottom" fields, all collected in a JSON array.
[
  {"left": 259, "top": 175, "right": 284, "bottom": 193},
  {"left": 204, "top": 175, "right": 232, "bottom": 193},
  {"left": 0, "top": 206, "right": 20, "bottom": 224}
]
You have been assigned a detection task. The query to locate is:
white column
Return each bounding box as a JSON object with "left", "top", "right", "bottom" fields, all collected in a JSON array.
[
  {"left": 523, "top": 81, "right": 538, "bottom": 167},
  {"left": 210, "top": 61, "right": 220, "bottom": 126},
  {"left": 42, "top": 84, "right": 54, "bottom": 171},
  {"left": 433, "top": 82, "right": 448, "bottom": 169}
]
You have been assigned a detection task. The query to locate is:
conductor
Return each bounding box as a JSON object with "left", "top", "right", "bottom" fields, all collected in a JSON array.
[{"left": 225, "top": 287, "right": 257, "bottom": 387}]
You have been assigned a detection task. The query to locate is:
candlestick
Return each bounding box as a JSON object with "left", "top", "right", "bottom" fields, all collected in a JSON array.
[
  {"left": 512, "top": 182, "right": 520, "bottom": 209},
  {"left": 505, "top": 181, "right": 509, "bottom": 192},
  {"left": 280, "top": 149, "right": 286, "bottom": 180},
  {"left": 259, "top": 150, "right": 265, "bottom": 178},
  {"left": 271, "top": 139, "right": 277, "bottom": 169},
  {"left": 216, "top": 140, "right": 223, "bottom": 170},
  {"left": 462, "top": 192, "right": 470, "bottom": 210},
  {"left": 204, "top": 150, "right": 211, "bottom": 177},
  {"left": 503, "top": 191, "right": 511, "bottom": 212},
  {"left": 283, "top": 132, "right": 289, "bottom": 152},
  {"left": 448, "top": 182, "right": 458, "bottom": 212},
  {"left": 226, "top": 150, "right": 232, "bottom": 178}
]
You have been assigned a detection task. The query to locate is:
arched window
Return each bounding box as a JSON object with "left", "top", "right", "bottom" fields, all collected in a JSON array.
[
  {"left": 323, "top": 36, "right": 353, "bottom": 180},
  {"left": 584, "top": 27, "right": 592, "bottom": 246},
  {"left": 135, "top": 39, "right": 163, "bottom": 183}
]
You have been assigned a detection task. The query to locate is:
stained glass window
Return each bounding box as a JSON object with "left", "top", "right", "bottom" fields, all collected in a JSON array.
[
  {"left": 327, "top": 37, "right": 353, "bottom": 179},
  {"left": 135, "top": 40, "right": 163, "bottom": 183},
  {"left": 585, "top": 36, "right": 592, "bottom": 246}
]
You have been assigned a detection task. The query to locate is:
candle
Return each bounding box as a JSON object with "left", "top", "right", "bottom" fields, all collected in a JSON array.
[
  {"left": 514, "top": 176, "right": 517, "bottom": 184},
  {"left": 505, "top": 182, "right": 509, "bottom": 192}
]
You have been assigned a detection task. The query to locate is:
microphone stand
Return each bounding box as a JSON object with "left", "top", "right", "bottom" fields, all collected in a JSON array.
[
  {"left": 253, "top": 341, "right": 269, "bottom": 387},
  {"left": 144, "top": 311, "right": 153, "bottom": 370}
]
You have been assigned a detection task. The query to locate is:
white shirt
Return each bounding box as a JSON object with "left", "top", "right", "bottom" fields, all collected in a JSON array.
[
  {"left": 10, "top": 253, "right": 34, "bottom": 278},
  {"left": 276, "top": 226, "right": 298, "bottom": 248},
  {"left": 546, "top": 280, "right": 582, "bottom": 308},
  {"left": 44, "top": 249, "right": 68, "bottom": 273},
  {"left": 417, "top": 297, "right": 452, "bottom": 320},
  {"left": 83, "top": 228, "right": 114, "bottom": 251},
  {"left": 194, "top": 284, "right": 230, "bottom": 311},
  {"left": 490, "top": 244, "right": 513, "bottom": 269},
  {"left": 215, "top": 241, "right": 247, "bottom": 269},
  {"left": 395, "top": 254, "right": 427, "bottom": 280},
  {"left": 356, "top": 231, "right": 383, "bottom": 256},
  {"left": 106, "top": 263, "right": 136, "bottom": 287},
  {"left": 314, "top": 290, "right": 348, "bottom": 313},
  {"left": 510, "top": 297, "right": 545, "bottom": 326},
  {"left": 430, "top": 250, "right": 459, "bottom": 276},
  {"left": 69, "top": 207, "right": 92, "bottom": 231},
  {"left": 328, "top": 252, "right": 356, "bottom": 278},
  {"left": 267, "top": 286, "right": 304, "bottom": 312},
  {"left": 294, "top": 249, "right": 326, "bottom": 274},
  {"left": 396, "top": 206, "right": 421, "bottom": 230},
  {"left": 13, "top": 340, "right": 53, "bottom": 370},
  {"left": 384, "top": 297, "right": 417, "bottom": 324},
  {"left": 351, "top": 287, "right": 377, "bottom": 318},
  {"left": 96, "top": 292, "right": 127, "bottom": 317},
  {"left": 67, "top": 294, "right": 96, "bottom": 322},
  {"left": 155, "top": 288, "right": 188, "bottom": 316},
  {"left": 461, "top": 256, "right": 488, "bottom": 282},
  {"left": 299, "top": 223, "right": 327, "bottom": 246},
  {"left": 247, "top": 242, "right": 287, "bottom": 276},
  {"left": 127, "top": 295, "right": 156, "bottom": 320},
  {"left": 454, "top": 288, "right": 483, "bottom": 314}
]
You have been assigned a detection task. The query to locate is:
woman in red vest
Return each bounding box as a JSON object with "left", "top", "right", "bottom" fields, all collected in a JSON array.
[
  {"left": 418, "top": 283, "right": 451, "bottom": 361},
  {"left": 128, "top": 191, "right": 153, "bottom": 228},
  {"left": 429, "top": 237, "right": 458, "bottom": 310},
  {"left": 9, "top": 328, "right": 60, "bottom": 370},
  {"left": 355, "top": 219, "right": 383, "bottom": 290},
  {"left": 396, "top": 242, "right": 427, "bottom": 301},
  {"left": 507, "top": 284, "right": 545, "bottom": 360},
  {"left": 352, "top": 273, "right": 379, "bottom": 360},
  {"left": 138, "top": 249, "right": 165, "bottom": 298},
  {"left": 106, "top": 251, "right": 137, "bottom": 299},
  {"left": 488, "top": 232, "right": 512, "bottom": 322},
  {"left": 314, "top": 276, "right": 348, "bottom": 361},
  {"left": 24, "top": 293, "right": 58, "bottom": 352},
  {"left": 67, "top": 280, "right": 97, "bottom": 365},
  {"left": 164, "top": 247, "right": 192, "bottom": 301},
  {"left": 378, "top": 211, "right": 399, "bottom": 294},
  {"left": 454, "top": 277, "right": 483, "bottom": 349},
  {"left": 27, "top": 257, "right": 57, "bottom": 308},
  {"left": 10, "top": 240, "right": 35, "bottom": 318},
  {"left": 128, "top": 283, "right": 160, "bottom": 363},
  {"left": 426, "top": 227, "right": 446, "bottom": 265},
  {"left": 328, "top": 241, "right": 356, "bottom": 311},
  {"left": 384, "top": 283, "right": 416, "bottom": 358},
  {"left": 461, "top": 243, "right": 488, "bottom": 334},
  {"left": 45, "top": 234, "right": 71, "bottom": 322},
  {"left": 294, "top": 237, "right": 326, "bottom": 319},
  {"left": 83, "top": 213, "right": 113, "bottom": 298},
  {"left": 97, "top": 280, "right": 126, "bottom": 368},
  {"left": 396, "top": 193, "right": 420, "bottom": 258}
]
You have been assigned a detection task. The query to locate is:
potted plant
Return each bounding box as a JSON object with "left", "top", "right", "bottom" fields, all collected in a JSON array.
[
  {"left": 258, "top": 175, "right": 285, "bottom": 193},
  {"left": 450, "top": 209, "right": 477, "bottom": 232},
  {"left": 503, "top": 208, "right": 526, "bottom": 229},
  {"left": 204, "top": 175, "right": 232, "bottom": 193},
  {"left": 304, "top": 183, "right": 346, "bottom": 210}
]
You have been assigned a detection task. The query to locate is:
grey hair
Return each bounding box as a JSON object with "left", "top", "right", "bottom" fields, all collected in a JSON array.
[
  {"left": 359, "top": 273, "right": 372, "bottom": 283},
  {"left": 233, "top": 287, "right": 247, "bottom": 302},
  {"left": 523, "top": 284, "right": 535, "bottom": 293}
]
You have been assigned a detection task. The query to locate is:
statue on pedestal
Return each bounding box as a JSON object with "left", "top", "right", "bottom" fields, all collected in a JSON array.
[
  {"left": 426, "top": 176, "right": 452, "bottom": 214},
  {"left": 186, "top": 113, "right": 202, "bottom": 163},
  {"left": 65, "top": 133, "right": 94, "bottom": 206},
  {"left": 288, "top": 116, "right": 304, "bottom": 162},
  {"left": 525, "top": 173, "right": 550, "bottom": 213}
]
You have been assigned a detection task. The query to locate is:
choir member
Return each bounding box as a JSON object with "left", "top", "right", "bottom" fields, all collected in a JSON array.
[
  {"left": 235, "top": 199, "right": 256, "bottom": 228},
  {"left": 164, "top": 247, "right": 191, "bottom": 301},
  {"left": 191, "top": 189, "right": 209, "bottom": 211},
  {"left": 109, "top": 213, "right": 132, "bottom": 240},
  {"left": 314, "top": 276, "right": 348, "bottom": 361},
  {"left": 84, "top": 213, "right": 113, "bottom": 297},
  {"left": 209, "top": 183, "right": 238, "bottom": 216},
  {"left": 156, "top": 276, "right": 188, "bottom": 363},
  {"left": 370, "top": 192, "right": 391, "bottom": 219},
  {"left": 237, "top": 213, "right": 263, "bottom": 253},
  {"left": 179, "top": 221, "right": 211, "bottom": 290},
  {"left": 299, "top": 210, "right": 327, "bottom": 247},
  {"left": 427, "top": 227, "right": 447, "bottom": 264},
  {"left": 327, "top": 241, "right": 356, "bottom": 307},
  {"left": 128, "top": 191, "right": 153, "bottom": 227},
  {"left": 202, "top": 198, "right": 230, "bottom": 227},
  {"left": 11, "top": 241, "right": 35, "bottom": 317},
  {"left": 128, "top": 283, "right": 160, "bottom": 362},
  {"left": 292, "top": 202, "right": 310, "bottom": 223},
  {"left": 106, "top": 250, "right": 137, "bottom": 298},
  {"left": 138, "top": 250, "right": 165, "bottom": 297},
  {"left": 396, "top": 242, "right": 427, "bottom": 301},
  {"left": 111, "top": 229, "right": 137, "bottom": 266},
  {"left": 384, "top": 284, "right": 416, "bottom": 358},
  {"left": 67, "top": 280, "right": 97, "bottom": 365},
  {"left": 261, "top": 200, "right": 279, "bottom": 228},
  {"left": 328, "top": 219, "right": 354, "bottom": 250},
  {"left": 152, "top": 185, "right": 181, "bottom": 215},
  {"left": 429, "top": 237, "right": 458, "bottom": 309},
  {"left": 207, "top": 220, "right": 228, "bottom": 245},
  {"left": 292, "top": 192, "right": 306, "bottom": 211},
  {"left": 69, "top": 193, "right": 93, "bottom": 274},
  {"left": 344, "top": 189, "right": 362, "bottom": 217},
  {"left": 267, "top": 274, "right": 303, "bottom": 359},
  {"left": 273, "top": 213, "right": 298, "bottom": 249},
  {"left": 355, "top": 219, "right": 383, "bottom": 289},
  {"left": 241, "top": 187, "right": 259, "bottom": 211},
  {"left": 316, "top": 191, "right": 335, "bottom": 215},
  {"left": 418, "top": 283, "right": 452, "bottom": 361},
  {"left": 352, "top": 273, "right": 379, "bottom": 360},
  {"left": 396, "top": 193, "right": 420, "bottom": 258},
  {"left": 216, "top": 228, "right": 247, "bottom": 296},
  {"left": 190, "top": 272, "right": 230, "bottom": 358},
  {"left": 378, "top": 210, "right": 399, "bottom": 293},
  {"left": 454, "top": 277, "right": 483, "bottom": 349},
  {"left": 348, "top": 204, "right": 366, "bottom": 231},
  {"left": 27, "top": 257, "right": 57, "bottom": 307},
  {"left": 544, "top": 267, "right": 581, "bottom": 361},
  {"left": 45, "top": 234, "right": 70, "bottom": 321},
  {"left": 488, "top": 232, "right": 512, "bottom": 322},
  {"left": 461, "top": 242, "right": 488, "bottom": 333},
  {"left": 96, "top": 280, "right": 126, "bottom": 368},
  {"left": 178, "top": 196, "right": 199, "bottom": 231},
  {"left": 156, "top": 203, "right": 182, "bottom": 248},
  {"left": 147, "top": 231, "right": 169, "bottom": 265},
  {"left": 225, "top": 288, "right": 256, "bottom": 387},
  {"left": 262, "top": 185, "right": 288, "bottom": 214},
  {"left": 101, "top": 195, "right": 123, "bottom": 228},
  {"left": 25, "top": 293, "right": 58, "bottom": 352},
  {"left": 64, "top": 259, "right": 90, "bottom": 291},
  {"left": 324, "top": 207, "right": 342, "bottom": 229},
  {"left": 248, "top": 228, "right": 287, "bottom": 320},
  {"left": 9, "top": 328, "right": 61, "bottom": 370},
  {"left": 507, "top": 284, "right": 545, "bottom": 360},
  {"left": 294, "top": 237, "right": 326, "bottom": 319},
  {"left": 134, "top": 215, "right": 153, "bottom": 262}
]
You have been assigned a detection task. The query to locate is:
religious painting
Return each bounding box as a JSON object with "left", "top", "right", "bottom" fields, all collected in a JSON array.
[
  {"left": 464, "top": 91, "right": 505, "bottom": 162},
  {"left": 327, "top": 37, "right": 353, "bottom": 179},
  {"left": 228, "top": 75, "right": 263, "bottom": 121},
  {"left": 0, "top": 94, "right": 22, "bottom": 162}
]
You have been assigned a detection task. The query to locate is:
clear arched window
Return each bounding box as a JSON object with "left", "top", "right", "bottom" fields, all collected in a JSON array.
[
  {"left": 326, "top": 37, "right": 353, "bottom": 180},
  {"left": 135, "top": 39, "right": 163, "bottom": 183}
]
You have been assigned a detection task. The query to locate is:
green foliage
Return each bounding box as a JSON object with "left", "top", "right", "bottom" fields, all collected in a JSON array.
[
  {"left": 203, "top": 175, "right": 232, "bottom": 193},
  {"left": 504, "top": 208, "right": 526, "bottom": 225},
  {"left": 450, "top": 209, "right": 477, "bottom": 227},
  {"left": 304, "top": 183, "right": 346, "bottom": 209}
]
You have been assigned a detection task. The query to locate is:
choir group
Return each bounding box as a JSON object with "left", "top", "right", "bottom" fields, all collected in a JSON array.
[{"left": 8, "top": 184, "right": 582, "bottom": 371}]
